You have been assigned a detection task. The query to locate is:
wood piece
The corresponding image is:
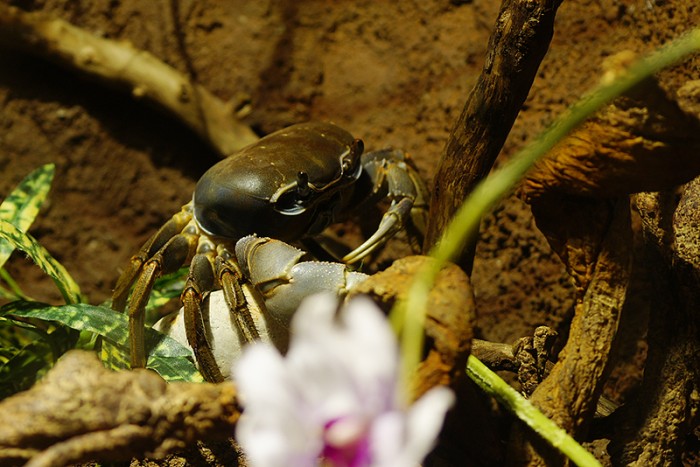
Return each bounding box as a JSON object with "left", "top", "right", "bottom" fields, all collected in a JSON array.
[
  {"left": 424, "top": 0, "right": 562, "bottom": 272},
  {"left": 522, "top": 74, "right": 700, "bottom": 201},
  {"left": 0, "top": 350, "right": 241, "bottom": 467},
  {"left": 606, "top": 187, "right": 700, "bottom": 466},
  {"left": 0, "top": 4, "right": 259, "bottom": 157},
  {"left": 349, "top": 255, "right": 475, "bottom": 400},
  {"left": 509, "top": 197, "right": 632, "bottom": 466}
]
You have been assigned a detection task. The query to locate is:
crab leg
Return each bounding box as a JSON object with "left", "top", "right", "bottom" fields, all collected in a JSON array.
[
  {"left": 127, "top": 233, "right": 195, "bottom": 368},
  {"left": 217, "top": 252, "right": 261, "bottom": 343},
  {"left": 112, "top": 205, "right": 193, "bottom": 312},
  {"left": 182, "top": 236, "right": 274, "bottom": 382},
  {"left": 154, "top": 235, "right": 367, "bottom": 379},
  {"left": 159, "top": 235, "right": 368, "bottom": 376},
  {"left": 181, "top": 250, "right": 224, "bottom": 382},
  {"left": 342, "top": 149, "right": 429, "bottom": 264}
]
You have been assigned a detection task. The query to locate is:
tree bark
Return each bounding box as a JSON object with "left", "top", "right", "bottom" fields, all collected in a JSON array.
[{"left": 424, "top": 0, "right": 562, "bottom": 273}]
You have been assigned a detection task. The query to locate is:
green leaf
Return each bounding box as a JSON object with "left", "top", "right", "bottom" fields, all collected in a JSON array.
[
  {"left": 2, "top": 301, "right": 203, "bottom": 382},
  {"left": 0, "top": 283, "right": 18, "bottom": 301},
  {"left": 0, "top": 164, "right": 55, "bottom": 269},
  {"left": 146, "top": 267, "right": 187, "bottom": 323},
  {"left": 0, "top": 267, "right": 30, "bottom": 301},
  {"left": 0, "top": 220, "right": 82, "bottom": 304},
  {"left": 147, "top": 355, "right": 205, "bottom": 382},
  {"left": 99, "top": 338, "right": 130, "bottom": 371},
  {"left": 0, "top": 317, "right": 55, "bottom": 397},
  {"left": 0, "top": 342, "right": 53, "bottom": 398}
]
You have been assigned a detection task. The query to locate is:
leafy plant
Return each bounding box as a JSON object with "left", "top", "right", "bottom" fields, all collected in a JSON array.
[{"left": 0, "top": 164, "right": 202, "bottom": 397}]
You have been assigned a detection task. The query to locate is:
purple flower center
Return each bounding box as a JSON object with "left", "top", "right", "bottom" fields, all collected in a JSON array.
[{"left": 320, "top": 416, "right": 372, "bottom": 467}]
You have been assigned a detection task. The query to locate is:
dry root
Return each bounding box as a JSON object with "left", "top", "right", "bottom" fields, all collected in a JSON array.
[
  {"left": 0, "top": 351, "right": 241, "bottom": 467},
  {"left": 0, "top": 4, "right": 258, "bottom": 157},
  {"left": 515, "top": 55, "right": 700, "bottom": 465}
]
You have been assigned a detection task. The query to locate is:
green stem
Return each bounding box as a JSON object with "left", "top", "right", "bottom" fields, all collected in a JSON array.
[
  {"left": 466, "top": 355, "right": 601, "bottom": 467},
  {"left": 0, "top": 267, "right": 31, "bottom": 301}
]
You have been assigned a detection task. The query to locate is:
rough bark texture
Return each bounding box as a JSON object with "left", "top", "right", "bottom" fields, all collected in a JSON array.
[
  {"left": 0, "top": 351, "right": 242, "bottom": 467},
  {"left": 424, "top": 0, "right": 562, "bottom": 272},
  {"left": 523, "top": 75, "right": 700, "bottom": 201},
  {"left": 605, "top": 188, "right": 700, "bottom": 466},
  {"left": 350, "top": 255, "right": 475, "bottom": 399},
  {"left": 509, "top": 196, "right": 632, "bottom": 466},
  {"left": 515, "top": 62, "right": 700, "bottom": 466}
]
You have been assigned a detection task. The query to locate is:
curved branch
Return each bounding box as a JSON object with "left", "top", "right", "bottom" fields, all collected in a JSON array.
[
  {"left": 0, "top": 351, "right": 241, "bottom": 467},
  {"left": 0, "top": 4, "right": 259, "bottom": 157}
]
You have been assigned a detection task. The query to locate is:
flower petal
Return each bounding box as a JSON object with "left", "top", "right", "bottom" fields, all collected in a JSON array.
[
  {"left": 370, "top": 386, "right": 454, "bottom": 467},
  {"left": 285, "top": 294, "right": 399, "bottom": 418},
  {"left": 402, "top": 386, "right": 455, "bottom": 464},
  {"left": 232, "top": 293, "right": 452, "bottom": 467},
  {"left": 234, "top": 344, "right": 323, "bottom": 466},
  {"left": 234, "top": 344, "right": 293, "bottom": 408},
  {"left": 336, "top": 297, "right": 399, "bottom": 404}
]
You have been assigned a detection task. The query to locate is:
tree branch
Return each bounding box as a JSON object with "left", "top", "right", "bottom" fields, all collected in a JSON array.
[
  {"left": 0, "top": 351, "right": 241, "bottom": 467},
  {"left": 0, "top": 4, "right": 259, "bottom": 157},
  {"left": 424, "top": 0, "right": 562, "bottom": 273}
]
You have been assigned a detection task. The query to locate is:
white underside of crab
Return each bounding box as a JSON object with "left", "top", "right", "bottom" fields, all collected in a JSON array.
[
  {"left": 155, "top": 235, "right": 371, "bottom": 379},
  {"left": 154, "top": 289, "right": 289, "bottom": 379}
]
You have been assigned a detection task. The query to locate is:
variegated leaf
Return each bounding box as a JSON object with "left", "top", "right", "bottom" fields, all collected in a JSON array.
[
  {"left": 0, "top": 220, "right": 82, "bottom": 304},
  {"left": 3, "top": 301, "right": 203, "bottom": 382},
  {"left": 0, "top": 164, "right": 55, "bottom": 268}
]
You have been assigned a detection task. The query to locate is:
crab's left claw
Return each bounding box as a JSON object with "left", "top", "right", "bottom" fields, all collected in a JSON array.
[
  {"left": 343, "top": 149, "right": 429, "bottom": 264},
  {"left": 236, "top": 235, "right": 369, "bottom": 325}
]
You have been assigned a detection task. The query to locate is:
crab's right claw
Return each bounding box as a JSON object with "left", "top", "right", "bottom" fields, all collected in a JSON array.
[
  {"left": 342, "top": 197, "right": 414, "bottom": 264},
  {"left": 342, "top": 148, "right": 429, "bottom": 264}
]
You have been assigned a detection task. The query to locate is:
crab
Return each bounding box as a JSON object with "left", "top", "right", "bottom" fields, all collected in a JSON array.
[{"left": 111, "top": 121, "right": 429, "bottom": 382}]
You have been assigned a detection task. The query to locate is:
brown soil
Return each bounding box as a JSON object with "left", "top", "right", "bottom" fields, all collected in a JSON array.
[{"left": 1, "top": 0, "right": 698, "bottom": 464}]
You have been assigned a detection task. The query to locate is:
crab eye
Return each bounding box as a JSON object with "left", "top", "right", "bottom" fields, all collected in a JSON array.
[
  {"left": 272, "top": 172, "right": 315, "bottom": 215},
  {"left": 274, "top": 195, "right": 306, "bottom": 214},
  {"left": 297, "top": 171, "right": 311, "bottom": 199}
]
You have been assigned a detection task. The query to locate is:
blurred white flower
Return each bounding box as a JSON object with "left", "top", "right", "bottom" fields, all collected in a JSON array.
[{"left": 233, "top": 293, "right": 454, "bottom": 467}]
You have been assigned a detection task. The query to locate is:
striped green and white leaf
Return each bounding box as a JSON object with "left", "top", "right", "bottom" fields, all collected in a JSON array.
[
  {"left": 0, "top": 325, "right": 53, "bottom": 397},
  {"left": 146, "top": 267, "right": 187, "bottom": 319},
  {"left": 3, "top": 301, "right": 203, "bottom": 382},
  {"left": 0, "top": 220, "right": 82, "bottom": 304},
  {"left": 0, "top": 164, "right": 55, "bottom": 269}
]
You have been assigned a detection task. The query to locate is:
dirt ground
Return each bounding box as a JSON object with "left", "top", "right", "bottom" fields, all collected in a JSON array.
[{"left": 1, "top": 0, "right": 698, "bottom": 464}]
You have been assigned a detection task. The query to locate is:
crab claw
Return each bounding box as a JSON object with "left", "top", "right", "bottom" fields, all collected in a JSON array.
[
  {"left": 236, "top": 235, "right": 369, "bottom": 324},
  {"left": 342, "top": 148, "right": 429, "bottom": 264},
  {"left": 342, "top": 197, "right": 414, "bottom": 264}
]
